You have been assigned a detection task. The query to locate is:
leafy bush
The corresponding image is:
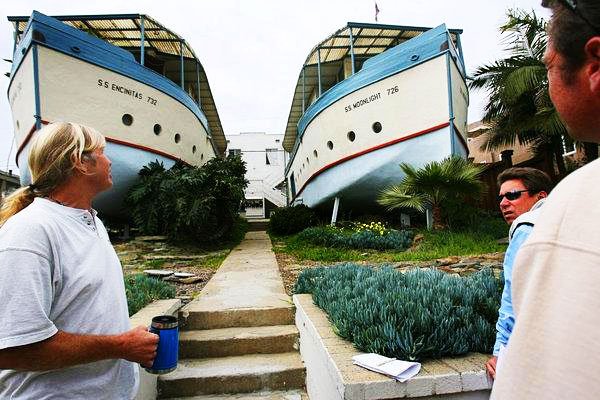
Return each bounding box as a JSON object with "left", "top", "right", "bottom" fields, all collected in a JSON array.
[
  {"left": 297, "top": 226, "right": 413, "bottom": 250},
  {"left": 269, "top": 205, "right": 317, "bottom": 235},
  {"left": 126, "top": 157, "right": 247, "bottom": 243},
  {"left": 295, "top": 264, "right": 501, "bottom": 361},
  {"left": 125, "top": 274, "right": 177, "bottom": 316}
]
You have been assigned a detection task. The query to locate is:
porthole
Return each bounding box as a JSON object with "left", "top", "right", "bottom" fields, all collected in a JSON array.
[
  {"left": 306, "top": 157, "right": 309, "bottom": 164},
  {"left": 347, "top": 131, "right": 356, "bottom": 142},
  {"left": 327, "top": 141, "right": 334, "bottom": 150},
  {"left": 313, "top": 149, "right": 318, "bottom": 158},
  {"left": 201, "top": 154, "right": 204, "bottom": 161},
  {"left": 372, "top": 122, "right": 382, "bottom": 133},
  {"left": 174, "top": 133, "right": 181, "bottom": 143},
  {"left": 122, "top": 114, "right": 133, "bottom": 126},
  {"left": 192, "top": 145, "right": 197, "bottom": 154},
  {"left": 16, "top": 120, "right": 20, "bottom": 130},
  {"left": 153, "top": 124, "right": 162, "bottom": 135}
]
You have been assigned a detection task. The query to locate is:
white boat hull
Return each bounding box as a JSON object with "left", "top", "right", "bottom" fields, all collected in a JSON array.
[
  {"left": 286, "top": 53, "right": 468, "bottom": 209},
  {"left": 9, "top": 46, "right": 214, "bottom": 217}
]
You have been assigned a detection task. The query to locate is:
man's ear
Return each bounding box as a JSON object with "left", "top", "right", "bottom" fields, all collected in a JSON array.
[
  {"left": 71, "top": 154, "right": 90, "bottom": 175},
  {"left": 585, "top": 37, "right": 600, "bottom": 94},
  {"left": 538, "top": 191, "right": 548, "bottom": 200}
]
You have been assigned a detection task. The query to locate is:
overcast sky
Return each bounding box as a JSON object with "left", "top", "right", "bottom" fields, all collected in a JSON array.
[{"left": 0, "top": 0, "right": 550, "bottom": 175}]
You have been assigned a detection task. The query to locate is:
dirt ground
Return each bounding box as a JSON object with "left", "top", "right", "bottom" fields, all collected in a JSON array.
[{"left": 114, "top": 236, "right": 229, "bottom": 299}]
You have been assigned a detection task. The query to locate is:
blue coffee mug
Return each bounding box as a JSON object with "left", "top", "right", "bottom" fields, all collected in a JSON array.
[{"left": 145, "top": 315, "right": 178, "bottom": 374}]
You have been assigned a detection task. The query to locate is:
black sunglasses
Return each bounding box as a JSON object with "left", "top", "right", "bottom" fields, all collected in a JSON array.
[
  {"left": 498, "top": 190, "right": 529, "bottom": 202},
  {"left": 554, "top": 0, "right": 600, "bottom": 35}
]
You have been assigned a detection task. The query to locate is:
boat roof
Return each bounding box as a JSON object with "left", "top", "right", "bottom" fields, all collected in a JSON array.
[
  {"left": 8, "top": 13, "right": 227, "bottom": 155},
  {"left": 283, "top": 22, "right": 463, "bottom": 152}
]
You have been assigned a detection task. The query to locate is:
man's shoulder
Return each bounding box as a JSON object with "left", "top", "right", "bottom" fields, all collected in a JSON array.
[
  {"left": 0, "top": 201, "right": 56, "bottom": 249},
  {"left": 509, "top": 200, "right": 544, "bottom": 240}
]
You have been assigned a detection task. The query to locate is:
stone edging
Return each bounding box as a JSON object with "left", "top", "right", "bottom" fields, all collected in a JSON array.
[
  {"left": 294, "top": 294, "right": 492, "bottom": 400},
  {"left": 131, "top": 299, "right": 182, "bottom": 400}
]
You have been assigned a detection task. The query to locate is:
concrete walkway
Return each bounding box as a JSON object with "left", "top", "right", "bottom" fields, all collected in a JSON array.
[{"left": 158, "top": 231, "right": 307, "bottom": 399}]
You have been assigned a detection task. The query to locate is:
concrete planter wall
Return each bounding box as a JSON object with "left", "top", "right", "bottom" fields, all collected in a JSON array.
[
  {"left": 130, "top": 299, "right": 182, "bottom": 400},
  {"left": 294, "top": 294, "right": 492, "bottom": 400}
]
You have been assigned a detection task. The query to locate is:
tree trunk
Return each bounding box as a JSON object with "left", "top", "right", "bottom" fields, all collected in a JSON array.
[
  {"left": 432, "top": 204, "right": 446, "bottom": 230},
  {"left": 553, "top": 145, "right": 566, "bottom": 178},
  {"left": 583, "top": 142, "right": 599, "bottom": 163}
]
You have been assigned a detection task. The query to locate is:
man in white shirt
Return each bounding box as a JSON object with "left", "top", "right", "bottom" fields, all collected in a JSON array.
[
  {"left": 0, "top": 122, "right": 158, "bottom": 399},
  {"left": 491, "top": 1, "right": 600, "bottom": 398}
]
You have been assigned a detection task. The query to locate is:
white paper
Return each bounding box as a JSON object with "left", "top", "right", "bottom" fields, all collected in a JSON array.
[{"left": 352, "top": 353, "right": 421, "bottom": 382}]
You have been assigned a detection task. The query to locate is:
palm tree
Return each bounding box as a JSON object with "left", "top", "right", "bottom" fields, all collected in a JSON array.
[
  {"left": 469, "top": 9, "right": 597, "bottom": 176},
  {"left": 378, "top": 156, "right": 484, "bottom": 230}
]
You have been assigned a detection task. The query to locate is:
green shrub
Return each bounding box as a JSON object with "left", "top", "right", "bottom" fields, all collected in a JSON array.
[
  {"left": 297, "top": 226, "right": 413, "bottom": 250},
  {"left": 125, "top": 274, "right": 177, "bottom": 316},
  {"left": 269, "top": 205, "right": 317, "bottom": 235},
  {"left": 295, "top": 264, "right": 501, "bottom": 361},
  {"left": 126, "top": 156, "right": 248, "bottom": 243}
]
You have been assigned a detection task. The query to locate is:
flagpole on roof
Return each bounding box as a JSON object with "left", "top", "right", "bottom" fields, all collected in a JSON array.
[{"left": 375, "top": 2, "right": 380, "bottom": 22}]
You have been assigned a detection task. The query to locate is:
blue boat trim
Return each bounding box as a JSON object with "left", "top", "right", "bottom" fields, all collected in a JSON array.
[
  {"left": 446, "top": 53, "right": 455, "bottom": 155},
  {"left": 32, "top": 44, "right": 41, "bottom": 130},
  {"left": 8, "top": 11, "right": 211, "bottom": 136}
]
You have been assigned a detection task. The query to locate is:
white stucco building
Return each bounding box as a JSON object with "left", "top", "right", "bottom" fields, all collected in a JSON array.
[{"left": 226, "top": 132, "right": 288, "bottom": 218}]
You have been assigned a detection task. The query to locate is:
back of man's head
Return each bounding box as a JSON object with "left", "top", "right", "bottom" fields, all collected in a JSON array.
[
  {"left": 497, "top": 167, "right": 553, "bottom": 195},
  {"left": 542, "top": 0, "right": 600, "bottom": 77}
]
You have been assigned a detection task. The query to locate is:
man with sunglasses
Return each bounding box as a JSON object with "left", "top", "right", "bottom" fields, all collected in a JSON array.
[
  {"left": 486, "top": 167, "right": 551, "bottom": 380},
  {"left": 492, "top": 1, "right": 600, "bottom": 398}
]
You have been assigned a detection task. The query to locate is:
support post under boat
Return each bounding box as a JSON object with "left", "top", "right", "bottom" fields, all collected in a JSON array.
[
  {"left": 330, "top": 196, "right": 340, "bottom": 226},
  {"left": 426, "top": 208, "right": 433, "bottom": 230}
]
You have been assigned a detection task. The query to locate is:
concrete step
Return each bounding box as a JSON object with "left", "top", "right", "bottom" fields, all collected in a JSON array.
[
  {"left": 246, "top": 219, "right": 269, "bottom": 232},
  {"left": 166, "top": 389, "right": 308, "bottom": 399},
  {"left": 180, "top": 306, "right": 295, "bottom": 330},
  {"left": 180, "top": 325, "right": 299, "bottom": 358},
  {"left": 158, "top": 353, "right": 305, "bottom": 398}
]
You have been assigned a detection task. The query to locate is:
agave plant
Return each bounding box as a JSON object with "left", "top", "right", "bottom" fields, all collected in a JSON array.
[{"left": 377, "top": 156, "right": 484, "bottom": 230}]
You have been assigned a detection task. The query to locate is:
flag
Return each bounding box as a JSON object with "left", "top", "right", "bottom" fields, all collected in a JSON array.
[{"left": 375, "top": 2, "right": 380, "bottom": 22}]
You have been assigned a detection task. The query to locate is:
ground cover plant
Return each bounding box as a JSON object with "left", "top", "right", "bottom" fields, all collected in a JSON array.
[
  {"left": 126, "top": 156, "right": 247, "bottom": 243},
  {"left": 272, "top": 215, "right": 506, "bottom": 263},
  {"left": 295, "top": 263, "right": 501, "bottom": 361},
  {"left": 297, "top": 222, "right": 413, "bottom": 251},
  {"left": 125, "top": 274, "right": 177, "bottom": 316}
]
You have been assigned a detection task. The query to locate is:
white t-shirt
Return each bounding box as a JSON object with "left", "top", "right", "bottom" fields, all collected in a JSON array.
[{"left": 0, "top": 198, "right": 138, "bottom": 399}]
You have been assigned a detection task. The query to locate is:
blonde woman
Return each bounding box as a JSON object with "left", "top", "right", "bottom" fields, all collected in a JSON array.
[{"left": 0, "top": 122, "right": 157, "bottom": 399}]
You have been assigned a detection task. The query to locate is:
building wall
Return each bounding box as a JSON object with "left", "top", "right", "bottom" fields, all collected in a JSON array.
[
  {"left": 467, "top": 122, "right": 535, "bottom": 165},
  {"left": 0, "top": 170, "right": 21, "bottom": 200},
  {"left": 226, "top": 132, "right": 288, "bottom": 210}
]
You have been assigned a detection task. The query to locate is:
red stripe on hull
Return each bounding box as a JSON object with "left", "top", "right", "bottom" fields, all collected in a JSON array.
[
  {"left": 16, "top": 120, "right": 189, "bottom": 167},
  {"left": 291, "top": 121, "right": 456, "bottom": 201}
]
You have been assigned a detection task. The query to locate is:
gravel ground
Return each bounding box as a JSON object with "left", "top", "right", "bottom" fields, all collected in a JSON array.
[
  {"left": 114, "top": 236, "right": 229, "bottom": 300},
  {"left": 275, "top": 251, "right": 505, "bottom": 296}
]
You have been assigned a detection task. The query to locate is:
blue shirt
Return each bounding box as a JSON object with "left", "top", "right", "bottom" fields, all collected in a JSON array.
[{"left": 493, "top": 224, "right": 534, "bottom": 355}]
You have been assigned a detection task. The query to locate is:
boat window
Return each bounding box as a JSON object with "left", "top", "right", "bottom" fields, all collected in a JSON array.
[
  {"left": 122, "top": 114, "right": 133, "bottom": 126},
  {"left": 192, "top": 145, "right": 197, "bottom": 154},
  {"left": 327, "top": 141, "right": 334, "bottom": 150},
  {"left": 201, "top": 154, "right": 204, "bottom": 161},
  {"left": 174, "top": 133, "right": 181, "bottom": 143},
  {"left": 313, "top": 150, "right": 318, "bottom": 158},
  {"left": 347, "top": 131, "right": 356, "bottom": 142},
  {"left": 153, "top": 124, "right": 162, "bottom": 135},
  {"left": 306, "top": 157, "right": 309, "bottom": 164},
  {"left": 372, "top": 122, "right": 382, "bottom": 133}
]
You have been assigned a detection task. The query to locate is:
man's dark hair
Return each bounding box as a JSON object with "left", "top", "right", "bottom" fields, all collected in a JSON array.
[
  {"left": 542, "top": 0, "right": 600, "bottom": 75},
  {"left": 497, "top": 167, "right": 553, "bottom": 194}
]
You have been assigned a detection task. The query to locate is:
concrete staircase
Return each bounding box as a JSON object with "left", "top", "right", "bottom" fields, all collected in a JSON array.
[{"left": 158, "top": 231, "right": 307, "bottom": 399}]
